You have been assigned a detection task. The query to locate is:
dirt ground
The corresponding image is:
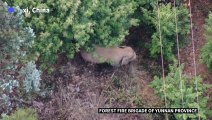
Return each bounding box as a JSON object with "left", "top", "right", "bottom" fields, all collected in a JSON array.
[
  {"left": 180, "top": 0, "right": 212, "bottom": 110},
  {"left": 180, "top": 0, "right": 212, "bottom": 84},
  {"left": 36, "top": 54, "right": 163, "bottom": 120}
]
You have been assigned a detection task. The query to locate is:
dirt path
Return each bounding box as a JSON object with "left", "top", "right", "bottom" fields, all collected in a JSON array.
[
  {"left": 180, "top": 1, "right": 212, "bottom": 82},
  {"left": 180, "top": 0, "right": 212, "bottom": 111},
  {"left": 180, "top": 0, "right": 212, "bottom": 83}
]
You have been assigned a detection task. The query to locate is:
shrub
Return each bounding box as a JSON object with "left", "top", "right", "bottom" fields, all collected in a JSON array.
[
  {"left": 2, "top": 108, "right": 38, "bottom": 120},
  {"left": 0, "top": 61, "right": 41, "bottom": 115},
  {"left": 22, "top": 61, "right": 42, "bottom": 93},
  {"left": 201, "top": 12, "right": 212, "bottom": 71},
  {"left": 0, "top": 2, "right": 35, "bottom": 62},
  {"left": 150, "top": 62, "right": 211, "bottom": 119},
  {"left": 148, "top": 4, "right": 190, "bottom": 61},
  {"left": 7, "top": 0, "right": 140, "bottom": 70},
  {"left": 0, "top": 2, "right": 35, "bottom": 81},
  {"left": 0, "top": 2, "right": 41, "bottom": 115}
]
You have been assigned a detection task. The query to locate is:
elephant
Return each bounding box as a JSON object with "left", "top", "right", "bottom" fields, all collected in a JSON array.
[{"left": 80, "top": 45, "right": 136, "bottom": 67}]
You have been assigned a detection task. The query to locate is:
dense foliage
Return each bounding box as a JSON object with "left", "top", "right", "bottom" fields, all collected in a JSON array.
[
  {"left": 7, "top": 0, "right": 140, "bottom": 70},
  {"left": 201, "top": 12, "right": 212, "bottom": 71},
  {"left": 0, "top": 2, "right": 41, "bottom": 116},
  {"left": 148, "top": 4, "right": 190, "bottom": 61},
  {"left": 0, "top": 3, "right": 34, "bottom": 61},
  {"left": 150, "top": 63, "right": 211, "bottom": 119}
]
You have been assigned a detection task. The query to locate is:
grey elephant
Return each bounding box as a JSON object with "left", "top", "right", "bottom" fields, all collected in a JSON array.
[{"left": 80, "top": 45, "right": 136, "bottom": 67}]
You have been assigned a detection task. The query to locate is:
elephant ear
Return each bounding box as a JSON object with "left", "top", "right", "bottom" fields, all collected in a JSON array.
[{"left": 120, "top": 56, "right": 129, "bottom": 65}]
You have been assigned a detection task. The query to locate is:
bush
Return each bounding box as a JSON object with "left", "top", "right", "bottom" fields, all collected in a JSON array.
[
  {"left": 22, "top": 61, "right": 42, "bottom": 93},
  {"left": 2, "top": 108, "right": 38, "bottom": 120},
  {"left": 150, "top": 62, "right": 211, "bottom": 119},
  {"left": 148, "top": 4, "right": 190, "bottom": 61},
  {"left": 0, "top": 2, "right": 41, "bottom": 115},
  {"left": 0, "top": 2, "right": 35, "bottom": 82},
  {"left": 0, "top": 2, "right": 35, "bottom": 62},
  {"left": 7, "top": 0, "right": 140, "bottom": 70},
  {"left": 201, "top": 12, "right": 212, "bottom": 71},
  {"left": 0, "top": 61, "right": 41, "bottom": 115}
]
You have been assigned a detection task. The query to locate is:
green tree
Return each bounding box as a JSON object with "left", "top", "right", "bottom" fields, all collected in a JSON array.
[
  {"left": 201, "top": 12, "right": 212, "bottom": 71},
  {"left": 0, "top": 2, "right": 35, "bottom": 65},
  {"left": 0, "top": 2, "right": 41, "bottom": 115},
  {"left": 145, "top": 4, "right": 190, "bottom": 61},
  {"left": 150, "top": 62, "right": 211, "bottom": 119},
  {"left": 7, "top": 0, "right": 140, "bottom": 70}
]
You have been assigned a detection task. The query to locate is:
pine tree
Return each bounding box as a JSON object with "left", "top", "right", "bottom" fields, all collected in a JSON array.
[
  {"left": 149, "top": 4, "right": 190, "bottom": 61},
  {"left": 201, "top": 13, "right": 212, "bottom": 71},
  {"left": 0, "top": 2, "right": 40, "bottom": 115},
  {"left": 150, "top": 62, "right": 211, "bottom": 119}
]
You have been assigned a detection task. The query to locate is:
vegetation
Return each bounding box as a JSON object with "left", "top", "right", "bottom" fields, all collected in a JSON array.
[
  {"left": 148, "top": 4, "right": 190, "bottom": 61},
  {"left": 150, "top": 63, "right": 211, "bottom": 119},
  {"left": 22, "top": 61, "right": 41, "bottom": 93},
  {"left": 201, "top": 12, "right": 212, "bottom": 71},
  {"left": 0, "top": 0, "right": 211, "bottom": 120},
  {"left": 4, "top": 0, "right": 191, "bottom": 70},
  {"left": 2, "top": 108, "right": 38, "bottom": 120},
  {"left": 0, "top": 2, "right": 41, "bottom": 116},
  {"left": 7, "top": 0, "right": 141, "bottom": 70}
]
